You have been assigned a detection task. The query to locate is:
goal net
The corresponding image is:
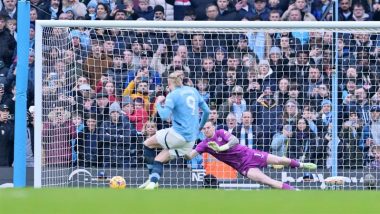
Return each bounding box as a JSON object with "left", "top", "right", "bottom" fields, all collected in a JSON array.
[{"left": 34, "top": 21, "right": 380, "bottom": 190}]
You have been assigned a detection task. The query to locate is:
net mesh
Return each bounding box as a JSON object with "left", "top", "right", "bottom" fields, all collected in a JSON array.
[{"left": 37, "top": 25, "right": 380, "bottom": 190}]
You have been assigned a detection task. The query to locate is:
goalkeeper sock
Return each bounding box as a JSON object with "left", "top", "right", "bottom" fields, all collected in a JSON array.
[
  {"left": 150, "top": 161, "right": 163, "bottom": 183},
  {"left": 281, "top": 183, "right": 295, "bottom": 190},
  {"left": 144, "top": 145, "right": 155, "bottom": 174},
  {"left": 289, "top": 159, "right": 300, "bottom": 168}
]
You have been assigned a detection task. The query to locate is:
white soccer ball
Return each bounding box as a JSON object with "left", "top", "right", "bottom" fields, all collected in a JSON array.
[
  {"left": 363, "top": 174, "right": 376, "bottom": 189},
  {"left": 109, "top": 176, "right": 127, "bottom": 189}
]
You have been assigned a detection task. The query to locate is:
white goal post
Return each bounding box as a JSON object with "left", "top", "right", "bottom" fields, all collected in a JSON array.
[{"left": 34, "top": 20, "right": 380, "bottom": 189}]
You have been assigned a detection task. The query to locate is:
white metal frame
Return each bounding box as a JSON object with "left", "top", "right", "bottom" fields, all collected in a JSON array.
[
  {"left": 35, "top": 20, "right": 380, "bottom": 29},
  {"left": 34, "top": 20, "right": 380, "bottom": 188},
  {"left": 34, "top": 22, "right": 43, "bottom": 188}
]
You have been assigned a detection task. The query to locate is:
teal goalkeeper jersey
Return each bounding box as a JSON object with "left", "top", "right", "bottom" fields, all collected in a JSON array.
[{"left": 164, "top": 86, "right": 207, "bottom": 142}]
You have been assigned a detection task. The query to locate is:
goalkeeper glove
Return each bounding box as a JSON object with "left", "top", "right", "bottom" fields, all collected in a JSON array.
[{"left": 208, "top": 141, "right": 230, "bottom": 152}]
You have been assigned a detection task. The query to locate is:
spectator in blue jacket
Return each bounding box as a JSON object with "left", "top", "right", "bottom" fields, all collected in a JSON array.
[
  {"left": 235, "top": 0, "right": 254, "bottom": 19},
  {"left": 99, "top": 102, "right": 135, "bottom": 168},
  {"left": 77, "top": 114, "right": 99, "bottom": 167},
  {"left": 252, "top": 88, "right": 283, "bottom": 151},
  {"left": 251, "top": 0, "right": 271, "bottom": 21},
  {"left": 134, "top": 0, "right": 154, "bottom": 20},
  {"left": 0, "top": 15, "right": 16, "bottom": 67},
  {"left": 215, "top": 0, "right": 240, "bottom": 21}
]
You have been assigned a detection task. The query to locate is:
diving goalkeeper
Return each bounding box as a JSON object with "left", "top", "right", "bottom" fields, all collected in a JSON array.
[{"left": 186, "top": 121, "right": 317, "bottom": 190}]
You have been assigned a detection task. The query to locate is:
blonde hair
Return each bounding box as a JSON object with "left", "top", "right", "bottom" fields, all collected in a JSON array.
[
  {"left": 142, "top": 121, "right": 157, "bottom": 136},
  {"left": 6, "top": 19, "right": 16, "bottom": 25},
  {"left": 168, "top": 71, "right": 183, "bottom": 87}
]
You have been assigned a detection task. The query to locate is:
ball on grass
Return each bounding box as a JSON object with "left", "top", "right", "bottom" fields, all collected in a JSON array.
[
  {"left": 363, "top": 174, "right": 376, "bottom": 190},
  {"left": 109, "top": 176, "right": 126, "bottom": 189}
]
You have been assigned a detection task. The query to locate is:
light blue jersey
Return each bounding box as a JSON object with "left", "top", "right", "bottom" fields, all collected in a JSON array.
[{"left": 156, "top": 86, "right": 210, "bottom": 142}]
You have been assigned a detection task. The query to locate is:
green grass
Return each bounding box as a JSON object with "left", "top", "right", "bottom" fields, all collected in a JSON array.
[{"left": 0, "top": 188, "right": 379, "bottom": 214}]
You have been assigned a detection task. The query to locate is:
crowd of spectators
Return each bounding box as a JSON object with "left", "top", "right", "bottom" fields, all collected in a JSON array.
[{"left": 0, "top": 0, "right": 380, "bottom": 172}]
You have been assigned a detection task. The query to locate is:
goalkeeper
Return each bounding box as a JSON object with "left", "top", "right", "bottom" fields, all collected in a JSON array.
[{"left": 186, "top": 121, "right": 317, "bottom": 190}]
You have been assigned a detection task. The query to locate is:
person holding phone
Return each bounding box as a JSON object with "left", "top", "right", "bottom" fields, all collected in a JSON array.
[
  {"left": 0, "top": 104, "right": 14, "bottom": 166},
  {"left": 153, "top": 5, "right": 165, "bottom": 20}
]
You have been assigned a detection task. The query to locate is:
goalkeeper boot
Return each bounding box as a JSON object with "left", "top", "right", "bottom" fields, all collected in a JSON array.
[
  {"left": 144, "top": 182, "right": 158, "bottom": 190},
  {"left": 302, "top": 163, "right": 317, "bottom": 170}
]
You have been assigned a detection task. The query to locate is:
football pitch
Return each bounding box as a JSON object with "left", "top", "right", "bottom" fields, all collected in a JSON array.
[{"left": 0, "top": 188, "right": 378, "bottom": 214}]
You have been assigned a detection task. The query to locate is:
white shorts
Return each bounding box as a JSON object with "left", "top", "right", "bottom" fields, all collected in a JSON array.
[{"left": 156, "top": 128, "right": 195, "bottom": 160}]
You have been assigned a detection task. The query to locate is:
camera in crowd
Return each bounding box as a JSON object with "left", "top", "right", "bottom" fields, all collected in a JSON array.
[{"left": 27, "top": 106, "right": 35, "bottom": 124}]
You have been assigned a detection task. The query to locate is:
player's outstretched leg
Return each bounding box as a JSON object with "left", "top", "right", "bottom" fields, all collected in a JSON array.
[
  {"left": 246, "top": 168, "right": 296, "bottom": 190},
  {"left": 139, "top": 135, "right": 161, "bottom": 189},
  {"left": 144, "top": 160, "right": 163, "bottom": 190},
  {"left": 144, "top": 150, "right": 171, "bottom": 190},
  {"left": 138, "top": 145, "right": 155, "bottom": 189},
  {"left": 266, "top": 154, "right": 317, "bottom": 170}
]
